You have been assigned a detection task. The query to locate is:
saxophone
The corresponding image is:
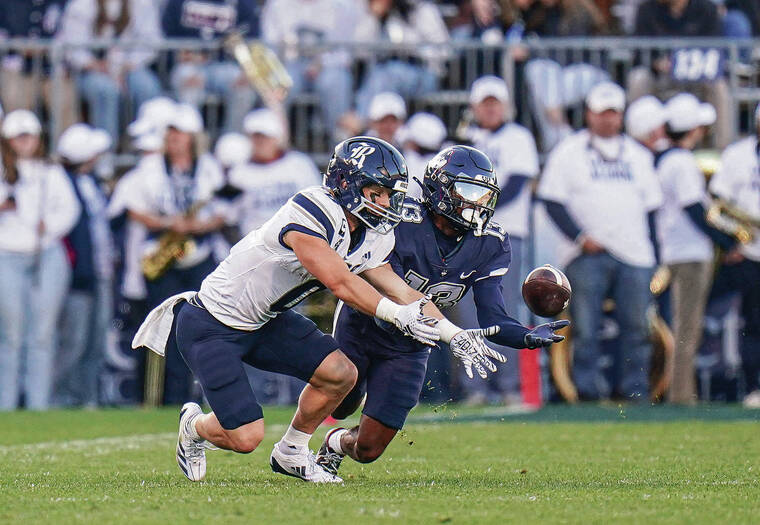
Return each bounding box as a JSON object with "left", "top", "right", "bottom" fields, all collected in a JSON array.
[{"left": 141, "top": 201, "right": 205, "bottom": 281}]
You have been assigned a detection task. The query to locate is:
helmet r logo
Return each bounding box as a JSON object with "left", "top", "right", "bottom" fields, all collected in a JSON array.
[{"left": 349, "top": 144, "right": 376, "bottom": 169}]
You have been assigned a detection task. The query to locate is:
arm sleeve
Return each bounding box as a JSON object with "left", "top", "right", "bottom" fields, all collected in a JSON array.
[
  {"left": 648, "top": 210, "right": 660, "bottom": 264},
  {"left": 278, "top": 192, "right": 337, "bottom": 248},
  {"left": 684, "top": 202, "right": 737, "bottom": 251},
  {"left": 543, "top": 199, "right": 582, "bottom": 241},
  {"left": 495, "top": 174, "right": 531, "bottom": 208},
  {"left": 472, "top": 276, "right": 530, "bottom": 349}
]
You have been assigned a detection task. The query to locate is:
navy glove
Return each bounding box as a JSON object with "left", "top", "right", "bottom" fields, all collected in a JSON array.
[{"left": 524, "top": 320, "right": 570, "bottom": 349}]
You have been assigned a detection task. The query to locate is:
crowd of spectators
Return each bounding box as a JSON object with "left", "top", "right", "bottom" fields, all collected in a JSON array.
[{"left": 1, "top": 0, "right": 760, "bottom": 410}]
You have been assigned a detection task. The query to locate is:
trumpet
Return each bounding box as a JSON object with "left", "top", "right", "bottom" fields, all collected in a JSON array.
[{"left": 223, "top": 31, "right": 292, "bottom": 104}]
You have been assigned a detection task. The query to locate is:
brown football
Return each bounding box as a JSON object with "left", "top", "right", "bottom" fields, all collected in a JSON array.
[{"left": 522, "top": 264, "right": 572, "bottom": 318}]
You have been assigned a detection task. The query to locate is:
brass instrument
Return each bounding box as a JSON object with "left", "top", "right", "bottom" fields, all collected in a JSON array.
[
  {"left": 223, "top": 31, "right": 292, "bottom": 103},
  {"left": 141, "top": 201, "right": 205, "bottom": 281},
  {"left": 705, "top": 198, "right": 758, "bottom": 245}
]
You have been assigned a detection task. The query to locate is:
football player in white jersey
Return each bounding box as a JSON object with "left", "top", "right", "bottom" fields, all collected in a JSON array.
[
  {"left": 709, "top": 103, "right": 760, "bottom": 408},
  {"left": 133, "top": 137, "right": 504, "bottom": 483}
]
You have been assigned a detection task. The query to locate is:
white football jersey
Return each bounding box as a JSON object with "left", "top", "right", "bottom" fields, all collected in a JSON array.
[
  {"left": 471, "top": 123, "right": 539, "bottom": 239},
  {"left": 655, "top": 148, "right": 712, "bottom": 264},
  {"left": 198, "top": 185, "right": 395, "bottom": 330},
  {"left": 710, "top": 136, "right": 760, "bottom": 261},
  {"left": 538, "top": 130, "right": 663, "bottom": 268}
]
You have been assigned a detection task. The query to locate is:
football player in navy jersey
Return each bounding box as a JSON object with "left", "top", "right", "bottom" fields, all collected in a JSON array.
[{"left": 315, "top": 145, "right": 569, "bottom": 475}]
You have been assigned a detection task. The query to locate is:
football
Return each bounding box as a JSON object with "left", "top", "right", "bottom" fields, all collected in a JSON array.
[{"left": 522, "top": 264, "right": 572, "bottom": 318}]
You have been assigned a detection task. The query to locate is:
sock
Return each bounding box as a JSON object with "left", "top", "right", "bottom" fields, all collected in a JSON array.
[
  {"left": 187, "top": 414, "right": 202, "bottom": 442},
  {"left": 280, "top": 425, "right": 312, "bottom": 454},
  {"left": 327, "top": 428, "right": 348, "bottom": 455}
]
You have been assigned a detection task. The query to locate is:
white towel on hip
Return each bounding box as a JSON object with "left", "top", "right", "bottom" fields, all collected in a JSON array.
[{"left": 131, "top": 291, "right": 197, "bottom": 356}]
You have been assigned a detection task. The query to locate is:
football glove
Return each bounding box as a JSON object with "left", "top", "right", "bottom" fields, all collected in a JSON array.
[
  {"left": 524, "top": 320, "right": 570, "bottom": 349},
  {"left": 392, "top": 294, "right": 440, "bottom": 346},
  {"left": 450, "top": 325, "right": 505, "bottom": 379}
]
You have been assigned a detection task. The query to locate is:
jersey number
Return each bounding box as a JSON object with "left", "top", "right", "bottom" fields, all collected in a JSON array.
[{"left": 404, "top": 269, "right": 466, "bottom": 309}]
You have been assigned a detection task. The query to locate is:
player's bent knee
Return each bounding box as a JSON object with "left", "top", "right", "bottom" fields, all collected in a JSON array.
[
  {"left": 315, "top": 351, "right": 358, "bottom": 396},
  {"left": 228, "top": 427, "right": 264, "bottom": 454}
]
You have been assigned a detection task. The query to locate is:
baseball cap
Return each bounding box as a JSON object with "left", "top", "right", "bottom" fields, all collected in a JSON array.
[
  {"left": 585, "top": 82, "right": 626, "bottom": 113},
  {"left": 214, "top": 132, "right": 252, "bottom": 167},
  {"left": 625, "top": 96, "right": 667, "bottom": 140},
  {"left": 665, "top": 93, "right": 716, "bottom": 132},
  {"left": 403, "top": 112, "right": 447, "bottom": 151},
  {"left": 368, "top": 92, "right": 407, "bottom": 121},
  {"left": 243, "top": 109, "right": 286, "bottom": 142},
  {"left": 469, "top": 75, "right": 510, "bottom": 105},
  {"left": 168, "top": 103, "right": 204, "bottom": 134},
  {"left": 2, "top": 109, "right": 42, "bottom": 138},
  {"left": 57, "top": 123, "right": 112, "bottom": 163},
  {"left": 128, "top": 96, "right": 177, "bottom": 137}
]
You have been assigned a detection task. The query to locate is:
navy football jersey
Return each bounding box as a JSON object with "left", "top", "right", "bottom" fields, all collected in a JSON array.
[{"left": 334, "top": 199, "right": 512, "bottom": 354}]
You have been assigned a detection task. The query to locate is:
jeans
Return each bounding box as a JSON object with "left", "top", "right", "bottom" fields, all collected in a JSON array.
[
  {"left": 77, "top": 68, "right": 162, "bottom": 143},
  {"left": 55, "top": 278, "right": 113, "bottom": 407},
  {"left": 356, "top": 60, "right": 438, "bottom": 120},
  {"left": 0, "top": 243, "right": 71, "bottom": 410},
  {"left": 565, "top": 253, "right": 653, "bottom": 400},
  {"left": 286, "top": 59, "right": 352, "bottom": 137},
  {"left": 448, "top": 236, "right": 529, "bottom": 401},
  {"left": 171, "top": 61, "right": 255, "bottom": 133}
]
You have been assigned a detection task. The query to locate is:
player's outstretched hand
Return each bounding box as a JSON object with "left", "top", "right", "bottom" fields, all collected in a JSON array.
[
  {"left": 394, "top": 294, "right": 440, "bottom": 346},
  {"left": 524, "top": 320, "right": 570, "bottom": 349},
  {"left": 451, "top": 325, "right": 504, "bottom": 379}
]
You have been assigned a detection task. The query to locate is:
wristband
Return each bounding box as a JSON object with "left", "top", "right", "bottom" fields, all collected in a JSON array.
[
  {"left": 438, "top": 319, "right": 462, "bottom": 344},
  {"left": 375, "top": 297, "right": 401, "bottom": 323}
]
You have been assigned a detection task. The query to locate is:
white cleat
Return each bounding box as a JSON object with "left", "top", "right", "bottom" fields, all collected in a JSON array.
[
  {"left": 176, "top": 402, "right": 212, "bottom": 482},
  {"left": 270, "top": 442, "right": 343, "bottom": 483}
]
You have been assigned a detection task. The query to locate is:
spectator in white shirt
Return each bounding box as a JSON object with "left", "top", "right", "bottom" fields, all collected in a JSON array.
[
  {"left": 364, "top": 91, "right": 407, "bottom": 148},
  {"left": 652, "top": 94, "right": 734, "bottom": 405},
  {"left": 538, "top": 82, "right": 663, "bottom": 401},
  {"left": 0, "top": 110, "right": 81, "bottom": 410},
  {"left": 58, "top": 0, "right": 162, "bottom": 146}
]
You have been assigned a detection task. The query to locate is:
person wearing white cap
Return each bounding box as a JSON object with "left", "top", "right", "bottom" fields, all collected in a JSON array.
[
  {"left": 54, "top": 124, "right": 115, "bottom": 407},
  {"left": 537, "top": 81, "right": 664, "bottom": 401},
  {"left": 365, "top": 92, "right": 407, "bottom": 148},
  {"left": 230, "top": 109, "right": 321, "bottom": 236},
  {"left": 709, "top": 102, "right": 760, "bottom": 408},
  {"left": 0, "top": 110, "right": 81, "bottom": 410},
  {"left": 625, "top": 96, "right": 668, "bottom": 152},
  {"left": 121, "top": 103, "right": 226, "bottom": 405},
  {"left": 447, "top": 75, "right": 539, "bottom": 404},
  {"left": 401, "top": 112, "right": 447, "bottom": 200},
  {"left": 653, "top": 93, "right": 734, "bottom": 405}
]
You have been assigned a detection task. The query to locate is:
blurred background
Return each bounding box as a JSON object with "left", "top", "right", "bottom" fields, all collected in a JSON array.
[{"left": 1, "top": 0, "right": 760, "bottom": 413}]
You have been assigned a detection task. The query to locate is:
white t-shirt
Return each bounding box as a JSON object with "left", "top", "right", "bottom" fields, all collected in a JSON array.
[
  {"left": 710, "top": 136, "right": 760, "bottom": 261},
  {"left": 198, "top": 185, "right": 395, "bottom": 330},
  {"left": 537, "top": 130, "right": 663, "bottom": 268},
  {"left": 121, "top": 152, "right": 224, "bottom": 269},
  {"left": 229, "top": 151, "right": 321, "bottom": 234},
  {"left": 472, "top": 123, "right": 539, "bottom": 239},
  {"left": 0, "top": 159, "right": 80, "bottom": 253},
  {"left": 655, "top": 148, "right": 713, "bottom": 264}
]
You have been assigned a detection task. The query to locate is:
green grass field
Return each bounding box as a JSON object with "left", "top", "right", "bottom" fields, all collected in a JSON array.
[{"left": 2, "top": 404, "right": 759, "bottom": 524}]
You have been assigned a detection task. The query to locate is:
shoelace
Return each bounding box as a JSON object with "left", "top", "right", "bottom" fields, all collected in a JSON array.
[
  {"left": 306, "top": 451, "right": 337, "bottom": 480},
  {"left": 317, "top": 451, "right": 343, "bottom": 474}
]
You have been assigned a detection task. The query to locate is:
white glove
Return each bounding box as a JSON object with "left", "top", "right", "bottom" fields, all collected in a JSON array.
[
  {"left": 376, "top": 295, "right": 440, "bottom": 346},
  {"left": 449, "top": 326, "right": 505, "bottom": 379}
]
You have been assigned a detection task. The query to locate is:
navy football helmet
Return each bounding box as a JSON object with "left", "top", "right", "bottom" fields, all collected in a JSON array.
[
  {"left": 420, "top": 145, "right": 500, "bottom": 234},
  {"left": 324, "top": 136, "right": 409, "bottom": 234}
]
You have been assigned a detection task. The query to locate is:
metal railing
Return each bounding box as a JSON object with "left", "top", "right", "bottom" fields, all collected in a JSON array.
[{"left": 0, "top": 37, "right": 757, "bottom": 165}]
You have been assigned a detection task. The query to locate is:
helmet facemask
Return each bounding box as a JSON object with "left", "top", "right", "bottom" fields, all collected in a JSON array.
[
  {"left": 428, "top": 172, "right": 499, "bottom": 235},
  {"left": 349, "top": 180, "right": 408, "bottom": 235}
]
